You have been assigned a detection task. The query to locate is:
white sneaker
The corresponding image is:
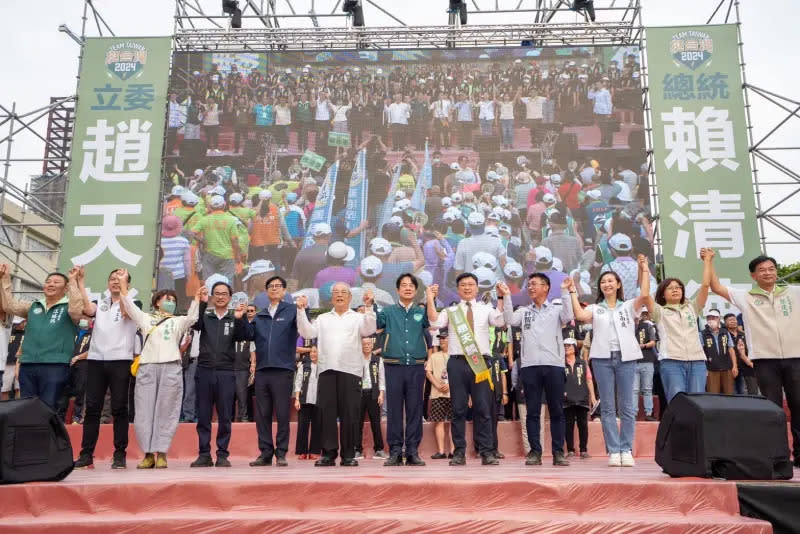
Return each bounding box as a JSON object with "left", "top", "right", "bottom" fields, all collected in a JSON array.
[
  {"left": 620, "top": 451, "right": 635, "bottom": 467},
  {"left": 353, "top": 451, "right": 364, "bottom": 460},
  {"left": 608, "top": 453, "right": 622, "bottom": 467}
]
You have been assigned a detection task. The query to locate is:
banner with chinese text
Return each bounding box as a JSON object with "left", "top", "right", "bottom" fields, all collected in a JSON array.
[
  {"left": 59, "top": 37, "right": 172, "bottom": 302},
  {"left": 646, "top": 25, "right": 760, "bottom": 309}
]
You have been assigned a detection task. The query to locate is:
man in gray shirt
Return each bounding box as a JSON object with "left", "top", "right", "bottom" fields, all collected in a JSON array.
[
  {"left": 454, "top": 212, "right": 506, "bottom": 279},
  {"left": 499, "top": 274, "right": 574, "bottom": 467}
]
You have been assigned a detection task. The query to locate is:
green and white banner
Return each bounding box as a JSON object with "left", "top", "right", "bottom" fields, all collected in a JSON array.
[
  {"left": 59, "top": 37, "right": 172, "bottom": 302},
  {"left": 646, "top": 25, "right": 761, "bottom": 307}
]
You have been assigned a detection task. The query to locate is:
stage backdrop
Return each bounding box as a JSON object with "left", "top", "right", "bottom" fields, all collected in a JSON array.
[
  {"left": 162, "top": 45, "right": 651, "bottom": 309},
  {"left": 59, "top": 37, "right": 172, "bottom": 303},
  {"left": 647, "top": 25, "right": 761, "bottom": 310}
]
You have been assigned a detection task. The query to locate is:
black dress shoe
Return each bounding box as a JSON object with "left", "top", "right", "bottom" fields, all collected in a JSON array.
[
  {"left": 215, "top": 456, "right": 232, "bottom": 467},
  {"left": 494, "top": 450, "right": 505, "bottom": 460},
  {"left": 405, "top": 454, "right": 426, "bottom": 466},
  {"left": 525, "top": 452, "right": 542, "bottom": 466},
  {"left": 431, "top": 452, "right": 447, "bottom": 460},
  {"left": 481, "top": 453, "right": 500, "bottom": 466},
  {"left": 383, "top": 454, "right": 403, "bottom": 466},
  {"left": 315, "top": 456, "right": 336, "bottom": 467},
  {"left": 552, "top": 452, "right": 570, "bottom": 466},
  {"left": 340, "top": 458, "right": 359, "bottom": 467},
  {"left": 449, "top": 452, "right": 466, "bottom": 466},
  {"left": 275, "top": 456, "right": 288, "bottom": 467},
  {"left": 190, "top": 455, "right": 214, "bottom": 467},
  {"left": 249, "top": 456, "right": 272, "bottom": 467}
]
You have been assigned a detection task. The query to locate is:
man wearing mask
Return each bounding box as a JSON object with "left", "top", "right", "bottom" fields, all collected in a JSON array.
[
  {"left": 0, "top": 264, "right": 83, "bottom": 411},
  {"left": 725, "top": 313, "right": 757, "bottom": 395},
  {"left": 426, "top": 274, "right": 506, "bottom": 466},
  {"left": 233, "top": 305, "right": 257, "bottom": 422},
  {"left": 190, "top": 282, "right": 249, "bottom": 468},
  {"left": 246, "top": 276, "right": 300, "bottom": 467},
  {"left": 701, "top": 309, "right": 737, "bottom": 395},
  {"left": 74, "top": 268, "right": 139, "bottom": 470}
]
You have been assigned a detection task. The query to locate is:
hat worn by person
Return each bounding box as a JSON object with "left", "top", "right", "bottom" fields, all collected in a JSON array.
[
  {"left": 467, "top": 211, "right": 485, "bottom": 226},
  {"left": 327, "top": 241, "right": 355, "bottom": 262},
  {"left": 360, "top": 255, "right": 383, "bottom": 278},
  {"left": 504, "top": 261, "right": 524, "bottom": 279},
  {"left": 161, "top": 215, "right": 183, "bottom": 238},
  {"left": 534, "top": 246, "right": 553, "bottom": 265},
  {"left": 564, "top": 338, "right": 577, "bottom": 346},
  {"left": 312, "top": 223, "right": 332, "bottom": 237},
  {"left": 242, "top": 259, "right": 276, "bottom": 282},
  {"left": 229, "top": 193, "right": 244, "bottom": 205},
  {"left": 542, "top": 193, "right": 556, "bottom": 204},
  {"left": 608, "top": 233, "right": 633, "bottom": 252},
  {"left": 209, "top": 195, "right": 226, "bottom": 209},
  {"left": 706, "top": 309, "right": 721, "bottom": 318},
  {"left": 370, "top": 237, "right": 392, "bottom": 256},
  {"left": 259, "top": 190, "right": 273, "bottom": 200}
]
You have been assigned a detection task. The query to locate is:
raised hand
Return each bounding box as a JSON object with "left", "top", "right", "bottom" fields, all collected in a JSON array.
[
  {"left": 67, "top": 266, "right": 80, "bottom": 282},
  {"left": 196, "top": 285, "right": 208, "bottom": 302},
  {"left": 700, "top": 248, "right": 716, "bottom": 262},
  {"left": 637, "top": 254, "right": 649, "bottom": 272},
  {"left": 295, "top": 295, "right": 308, "bottom": 310},
  {"left": 363, "top": 289, "right": 375, "bottom": 308},
  {"left": 426, "top": 284, "right": 439, "bottom": 300},
  {"left": 0, "top": 264, "right": 8, "bottom": 280},
  {"left": 496, "top": 281, "right": 509, "bottom": 297},
  {"left": 234, "top": 302, "right": 246, "bottom": 319},
  {"left": 117, "top": 268, "right": 129, "bottom": 290}
]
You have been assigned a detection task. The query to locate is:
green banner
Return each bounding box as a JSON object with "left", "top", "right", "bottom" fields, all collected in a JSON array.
[
  {"left": 646, "top": 25, "right": 760, "bottom": 307},
  {"left": 327, "top": 131, "right": 351, "bottom": 148},
  {"left": 300, "top": 150, "right": 326, "bottom": 172},
  {"left": 59, "top": 37, "right": 172, "bottom": 304}
]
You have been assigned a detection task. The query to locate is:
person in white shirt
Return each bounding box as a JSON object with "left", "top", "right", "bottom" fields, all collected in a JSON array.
[
  {"left": 570, "top": 256, "right": 650, "bottom": 468},
  {"left": 118, "top": 273, "right": 204, "bottom": 470},
  {"left": 314, "top": 92, "right": 335, "bottom": 149},
  {"left": 477, "top": 93, "right": 497, "bottom": 137},
  {"left": 386, "top": 94, "right": 410, "bottom": 151},
  {"left": 296, "top": 283, "right": 376, "bottom": 466},
  {"left": 74, "top": 268, "right": 141, "bottom": 470},
  {"left": 587, "top": 81, "right": 614, "bottom": 147},
  {"left": 354, "top": 336, "right": 386, "bottom": 460},
  {"left": 430, "top": 94, "right": 453, "bottom": 149},
  {"left": 520, "top": 88, "right": 546, "bottom": 147},
  {"left": 331, "top": 97, "right": 352, "bottom": 134},
  {"left": 426, "top": 273, "right": 506, "bottom": 466}
]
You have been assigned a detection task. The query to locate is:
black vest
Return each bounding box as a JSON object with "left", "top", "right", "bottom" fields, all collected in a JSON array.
[
  {"left": 73, "top": 331, "right": 92, "bottom": 357},
  {"left": 564, "top": 359, "right": 590, "bottom": 408},
  {"left": 365, "top": 356, "right": 381, "bottom": 400},
  {"left": 299, "top": 356, "right": 313, "bottom": 404},
  {"left": 702, "top": 327, "right": 732, "bottom": 372}
]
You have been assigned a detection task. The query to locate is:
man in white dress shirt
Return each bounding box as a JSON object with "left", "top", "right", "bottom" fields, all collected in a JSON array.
[
  {"left": 426, "top": 273, "right": 506, "bottom": 466},
  {"left": 297, "top": 283, "right": 376, "bottom": 466}
]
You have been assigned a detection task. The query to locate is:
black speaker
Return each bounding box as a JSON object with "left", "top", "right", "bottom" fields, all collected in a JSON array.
[
  {"left": 655, "top": 393, "right": 793, "bottom": 480},
  {"left": 242, "top": 139, "right": 262, "bottom": 163},
  {"left": 553, "top": 132, "right": 579, "bottom": 165},
  {"left": 0, "top": 398, "right": 74, "bottom": 484},
  {"left": 628, "top": 129, "right": 645, "bottom": 153},
  {"left": 475, "top": 135, "right": 500, "bottom": 153},
  {"left": 180, "top": 138, "right": 207, "bottom": 162}
]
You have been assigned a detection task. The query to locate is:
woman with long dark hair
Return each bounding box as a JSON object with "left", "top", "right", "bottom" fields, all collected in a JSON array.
[
  {"left": 641, "top": 268, "right": 709, "bottom": 403},
  {"left": 570, "top": 256, "right": 650, "bottom": 467}
]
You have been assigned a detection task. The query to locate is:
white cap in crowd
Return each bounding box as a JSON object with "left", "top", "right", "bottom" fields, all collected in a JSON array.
[
  {"left": 472, "top": 251, "right": 498, "bottom": 271},
  {"left": 327, "top": 241, "right": 356, "bottom": 262},
  {"left": 473, "top": 267, "right": 497, "bottom": 290},
  {"left": 229, "top": 193, "right": 243, "bottom": 205},
  {"left": 608, "top": 233, "right": 633, "bottom": 252},
  {"left": 552, "top": 257, "right": 564, "bottom": 273},
  {"left": 181, "top": 191, "right": 199, "bottom": 205},
  {"left": 543, "top": 193, "right": 556, "bottom": 204},
  {"left": 242, "top": 259, "right": 276, "bottom": 281},
  {"left": 389, "top": 215, "right": 404, "bottom": 226},
  {"left": 209, "top": 195, "right": 226, "bottom": 209},
  {"left": 360, "top": 255, "right": 383, "bottom": 278},
  {"left": 171, "top": 185, "right": 186, "bottom": 197},
  {"left": 370, "top": 237, "right": 392, "bottom": 256},
  {"left": 467, "top": 211, "right": 485, "bottom": 226},
  {"left": 311, "top": 223, "right": 332, "bottom": 237},
  {"left": 534, "top": 246, "right": 553, "bottom": 265},
  {"left": 504, "top": 261, "right": 524, "bottom": 279},
  {"left": 441, "top": 197, "right": 452, "bottom": 208},
  {"left": 259, "top": 190, "right": 273, "bottom": 200}
]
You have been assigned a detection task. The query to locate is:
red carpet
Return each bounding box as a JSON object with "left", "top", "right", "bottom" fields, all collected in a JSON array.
[{"left": 0, "top": 422, "right": 790, "bottom": 532}]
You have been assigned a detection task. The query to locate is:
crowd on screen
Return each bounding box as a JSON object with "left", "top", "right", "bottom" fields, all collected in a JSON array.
[
  {"left": 166, "top": 53, "right": 643, "bottom": 155},
  {"left": 1, "top": 249, "right": 797, "bottom": 471}
]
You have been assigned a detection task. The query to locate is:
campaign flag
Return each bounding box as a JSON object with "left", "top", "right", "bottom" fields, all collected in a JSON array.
[
  {"left": 303, "top": 162, "right": 339, "bottom": 248},
  {"left": 344, "top": 149, "right": 368, "bottom": 265},
  {"left": 378, "top": 165, "right": 402, "bottom": 237},
  {"left": 410, "top": 141, "right": 433, "bottom": 213}
]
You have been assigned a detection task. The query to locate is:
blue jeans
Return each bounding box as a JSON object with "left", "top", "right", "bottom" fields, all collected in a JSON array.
[
  {"left": 19, "top": 363, "right": 70, "bottom": 412},
  {"left": 591, "top": 352, "right": 636, "bottom": 454},
  {"left": 659, "top": 359, "right": 707, "bottom": 403},
  {"left": 479, "top": 119, "right": 494, "bottom": 136},
  {"left": 500, "top": 119, "right": 514, "bottom": 147},
  {"left": 633, "top": 361, "right": 654, "bottom": 416}
]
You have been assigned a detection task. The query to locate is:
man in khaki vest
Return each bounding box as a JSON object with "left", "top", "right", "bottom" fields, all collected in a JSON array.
[{"left": 704, "top": 248, "right": 800, "bottom": 467}]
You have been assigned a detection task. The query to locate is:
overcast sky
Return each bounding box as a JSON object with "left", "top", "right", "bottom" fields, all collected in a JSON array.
[{"left": 1, "top": 0, "right": 798, "bottom": 262}]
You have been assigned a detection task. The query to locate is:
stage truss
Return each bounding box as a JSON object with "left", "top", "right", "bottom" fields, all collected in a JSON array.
[{"left": 0, "top": 0, "right": 797, "bottom": 293}]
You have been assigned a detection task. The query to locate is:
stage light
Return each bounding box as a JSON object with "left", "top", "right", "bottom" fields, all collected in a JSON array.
[
  {"left": 571, "top": 0, "right": 596, "bottom": 22},
  {"left": 231, "top": 7, "right": 242, "bottom": 28},
  {"left": 343, "top": 0, "right": 365, "bottom": 27},
  {"left": 222, "top": 0, "right": 238, "bottom": 14},
  {"left": 448, "top": 0, "right": 467, "bottom": 25}
]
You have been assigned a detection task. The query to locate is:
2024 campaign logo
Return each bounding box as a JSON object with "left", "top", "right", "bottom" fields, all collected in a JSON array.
[
  {"left": 105, "top": 42, "right": 148, "bottom": 81},
  {"left": 669, "top": 30, "right": 713, "bottom": 70}
]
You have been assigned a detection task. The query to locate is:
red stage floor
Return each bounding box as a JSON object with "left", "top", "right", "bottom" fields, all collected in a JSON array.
[
  {"left": 0, "top": 458, "right": 782, "bottom": 533},
  {"left": 0, "top": 421, "right": 792, "bottom": 532}
]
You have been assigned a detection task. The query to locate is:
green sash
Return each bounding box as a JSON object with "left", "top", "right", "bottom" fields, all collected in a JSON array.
[{"left": 447, "top": 305, "right": 494, "bottom": 390}]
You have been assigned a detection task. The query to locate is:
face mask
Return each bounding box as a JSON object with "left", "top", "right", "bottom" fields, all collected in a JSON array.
[
  {"left": 707, "top": 319, "right": 719, "bottom": 329},
  {"left": 79, "top": 320, "right": 89, "bottom": 330},
  {"left": 161, "top": 300, "right": 177, "bottom": 315},
  {"left": 433, "top": 158, "right": 440, "bottom": 164}
]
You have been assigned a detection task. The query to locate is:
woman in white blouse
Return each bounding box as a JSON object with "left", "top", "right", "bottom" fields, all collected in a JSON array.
[
  {"left": 117, "top": 272, "right": 204, "bottom": 469},
  {"left": 570, "top": 255, "right": 650, "bottom": 467}
]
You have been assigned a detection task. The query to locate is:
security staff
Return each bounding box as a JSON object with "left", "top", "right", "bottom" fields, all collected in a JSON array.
[
  {"left": 377, "top": 273, "right": 430, "bottom": 467},
  {"left": 190, "top": 282, "right": 248, "bottom": 468},
  {"left": 701, "top": 309, "right": 736, "bottom": 394}
]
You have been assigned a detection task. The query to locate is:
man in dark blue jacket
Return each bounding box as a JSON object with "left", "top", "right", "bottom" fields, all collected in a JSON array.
[
  {"left": 190, "top": 282, "right": 249, "bottom": 468},
  {"left": 245, "top": 275, "right": 299, "bottom": 467}
]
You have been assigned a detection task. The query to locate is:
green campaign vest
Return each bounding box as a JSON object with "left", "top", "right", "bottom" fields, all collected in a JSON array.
[{"left": 20, "top": 297, "right": 78, "bottom": 365}]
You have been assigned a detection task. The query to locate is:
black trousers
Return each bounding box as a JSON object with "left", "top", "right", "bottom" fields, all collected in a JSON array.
[
  {"left": 476, "top": 396, "right": 502, "bottom": 453},
  {"left": 69, "top": 359, "right": 89, "bottom": 422},
  {"left": 317, "top": 370, "right": 361, "bottom": 461},
  {"left": 447, "top": 356, "right": 493, "bottom": 456},
  {"left": 254, "top": 367, "right": 294, "bottom": 458},
  {"left": 753, "top": 359, "right": 800, "bottom": 458},
  {"left": 385, "top": 364, "right": 425, "bottom": 457},
  {"left": 457, "top": 121, "right": 473, "bottom": 148},
  {"left": 520, "top": 365, "right": 566, "bottom": 456},
  {"left": 596, "top": 113, "right": 614, "bottom": 147},
  {"left": 296, "top": 122, "right": 311, "bottom": 152},
  {"left": 195, "top": 367, "right": 236, "bottom": 458},
  {"left": 314, "top": 120, "right": 331, "bottom": 150},
  {"left": 80, "top": 360, "right": 131, "bottom": 458},
  {"left": 356, "top": 389, "right": 384, "bottom": 453},
  {"left": 564, "top": 405, "right": 589, "bottom": 453},
  {"left": 390, "top": 123, "right": 408, "bottom": 150},
  {"left": 234, "top": 369, "right": 250, "bottom": 421},
  {"left": 296, "top": 403, "right": 322, "bottom": 455}
]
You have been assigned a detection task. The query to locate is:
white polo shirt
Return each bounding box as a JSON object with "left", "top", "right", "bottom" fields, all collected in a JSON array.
[{"left": 88, "top": 297, "right": 139, "bottom": 361}]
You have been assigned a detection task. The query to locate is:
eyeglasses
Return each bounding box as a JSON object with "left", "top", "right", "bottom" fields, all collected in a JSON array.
[
  {"left": 528, "top": 282, "right": 548, "bottom": 288},
  {"left": 267, "top": 284, "right": 285, "bottom": 289},
  {"left": 212, "top": 292, "right": 230, "bottom": 297}
]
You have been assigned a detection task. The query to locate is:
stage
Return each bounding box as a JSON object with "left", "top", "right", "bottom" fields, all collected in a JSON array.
[{"left": 0, "top": 422, "right": 796, "bottom": 533}]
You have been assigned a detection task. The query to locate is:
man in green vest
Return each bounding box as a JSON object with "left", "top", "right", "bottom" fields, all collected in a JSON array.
[
  {"left": 377, "top": 273, "right": 430, "bottom": 467},
  {"left": 0, "top": 263, "right": 84, "bottom": 411}
]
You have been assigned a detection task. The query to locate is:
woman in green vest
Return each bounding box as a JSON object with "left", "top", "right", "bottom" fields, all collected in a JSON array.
[{"left": 0, "top": 263, "right": 84, "bottom": 411}]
